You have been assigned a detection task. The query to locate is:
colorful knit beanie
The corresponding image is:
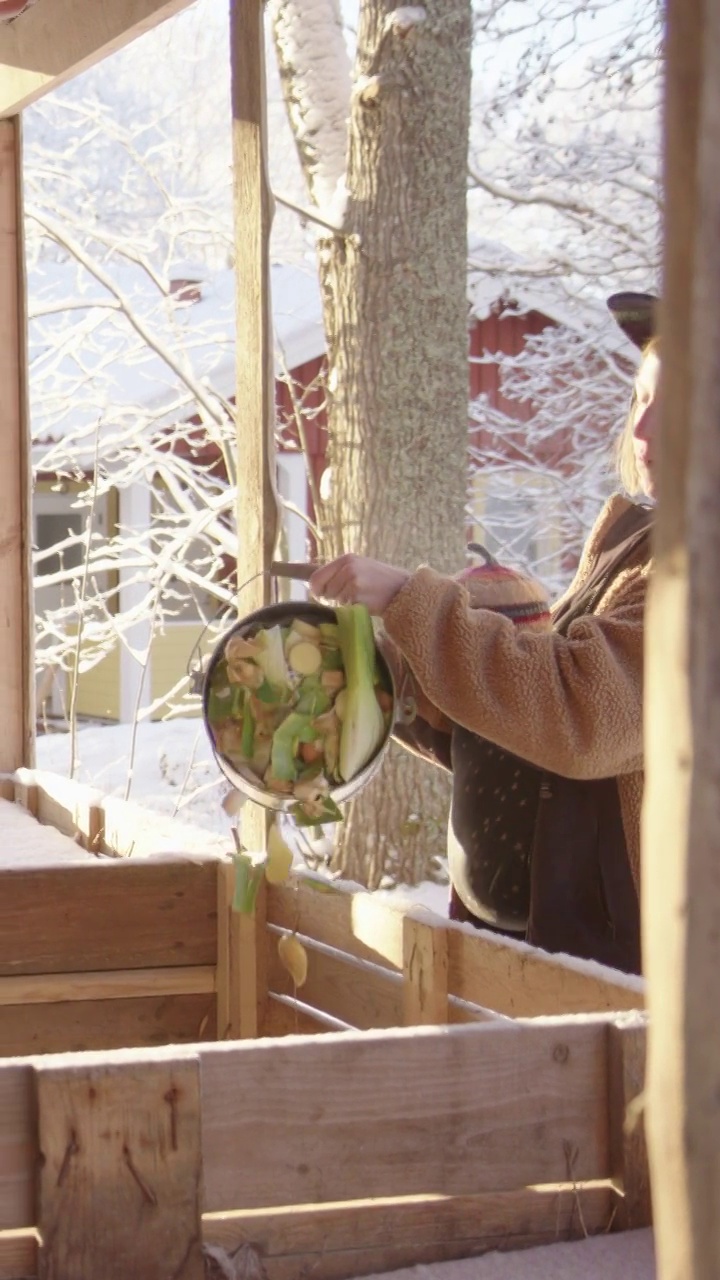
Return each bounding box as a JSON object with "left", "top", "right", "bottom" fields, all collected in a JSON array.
[{"left": 454, "top": 544, "right": 552, "bottom": 632}]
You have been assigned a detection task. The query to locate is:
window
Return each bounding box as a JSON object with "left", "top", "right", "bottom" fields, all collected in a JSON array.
[{"left": 35, "top": 511, "right": 84, "bottom": 577}]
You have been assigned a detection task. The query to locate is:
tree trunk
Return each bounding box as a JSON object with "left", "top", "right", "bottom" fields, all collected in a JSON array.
[
  {"left": 271, "top": 0, "right": 472, "bottom": 887},
  {"left": 319, "top": 2, "right": 471, "bottom": 886}
]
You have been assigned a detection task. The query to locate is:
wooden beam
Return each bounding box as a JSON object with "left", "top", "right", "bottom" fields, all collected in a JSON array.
[
  {"left": 644, "top": 1, "right": 720, "bottom": 1276},
  {"left": 201, "top": 1019, "right": 610, "bottom": 1211},
  {"left": 0, "top": 117, "right": 33, "bottom": 777},
  {"left": 37, "top": 1057, "right": 204, "bottom": 1280},
  {"left": 230, "top": 0, "right": 278, "bottom": 855},
  {"left": 0, "top": 0, "right": 196, "bottom": 117}
]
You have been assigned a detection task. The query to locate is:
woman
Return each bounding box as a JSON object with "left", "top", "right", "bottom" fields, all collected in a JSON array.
[{"left": 309, "top": 292, "right": 659, "bottom": 974}]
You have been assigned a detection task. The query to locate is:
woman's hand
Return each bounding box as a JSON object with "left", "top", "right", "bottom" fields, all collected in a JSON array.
[{"left": 309, "top": 554, "right": 411, "bottom": 614}]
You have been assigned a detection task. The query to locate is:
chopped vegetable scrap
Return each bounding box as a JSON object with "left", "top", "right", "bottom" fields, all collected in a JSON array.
[{"left": 206, "top": 607, "right": 392, "bottom": 824}]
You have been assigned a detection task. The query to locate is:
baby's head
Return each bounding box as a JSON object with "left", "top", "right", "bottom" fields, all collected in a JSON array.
[{"left": 455, "top": 544, "right": 551, "bottom": 633}]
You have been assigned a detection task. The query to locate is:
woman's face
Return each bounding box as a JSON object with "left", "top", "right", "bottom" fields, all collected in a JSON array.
[{"left": 631, "top": 348, "right": 661, "bottom": 500}]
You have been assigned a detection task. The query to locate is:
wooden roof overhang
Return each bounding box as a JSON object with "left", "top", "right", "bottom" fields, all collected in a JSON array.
[{"left": 0, "top": 0, "right": 276, "bottom": 803}]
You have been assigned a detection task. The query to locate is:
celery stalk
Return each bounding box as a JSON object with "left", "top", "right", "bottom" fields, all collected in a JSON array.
[{"left": 335, "top": 605, "right": 386, "bottom": 782}]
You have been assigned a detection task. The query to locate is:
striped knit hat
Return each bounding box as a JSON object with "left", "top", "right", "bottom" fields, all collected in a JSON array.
[{"left": 454, "top": 544, "right": 551, "bottom": 632}]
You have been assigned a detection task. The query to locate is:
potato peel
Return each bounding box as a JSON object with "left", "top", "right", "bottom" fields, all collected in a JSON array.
[
  {"left": 278, "top": 933, "right": 308, "bottom": 987},
  {"left": 265, "top": 824, "right": 294, "bottom": 885}
]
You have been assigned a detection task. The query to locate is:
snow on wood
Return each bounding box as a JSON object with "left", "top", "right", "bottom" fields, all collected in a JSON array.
[
  {"left": 386, "top": 7, "right": 428, "bottom": 35},
  {"left": 0, "top": 797, "right": 92, "bottom": 865},
  {"left": 358, "top": 1226, "right": 655, "bottom": 1280}
]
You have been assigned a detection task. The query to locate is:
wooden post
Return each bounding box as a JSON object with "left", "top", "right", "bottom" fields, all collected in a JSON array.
[
  {"left": 216, "top": 859, "right": 267, "bottom": 1040},
  {"left": 607, "top": 1017, "right": 651, "bottom": 1231},
  {"left": 402, "top": 915, "right": 448, "bottom": 1026},
  {"left": 0, "top": 116, "right": 33, "bottom": 782},
  {"left": 36, "top": 1057, "right": 204, "bottom": 1280},
  {"left": 644, "top": 1, "right": 720, "bottom": 1276},
  {"left": 230, "top": 0, "right": 277, "bottom": 856}
]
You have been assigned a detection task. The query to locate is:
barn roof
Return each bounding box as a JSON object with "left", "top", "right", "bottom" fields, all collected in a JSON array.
[{"left": 30, "top": 257, "right": 324, "bottom": 465}]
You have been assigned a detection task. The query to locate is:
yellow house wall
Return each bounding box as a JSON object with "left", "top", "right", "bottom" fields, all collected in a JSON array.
[
  {"left": 150, "top": 621, "right": 225, "bottom": 721},
  {"left": 71, "top": 643, "right": 121, "bottom": 721},
  {"left": 68, "top": 622, "right": 226, "bottom": 723}
]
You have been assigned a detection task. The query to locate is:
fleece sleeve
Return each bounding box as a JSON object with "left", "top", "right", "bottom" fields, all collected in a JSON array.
[{"left": 381, "top": 565, "right": 648, "bottom": 780}]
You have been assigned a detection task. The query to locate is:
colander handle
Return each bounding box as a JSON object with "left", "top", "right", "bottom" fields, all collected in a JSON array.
[{"left": 270, "top": 560, "right": 321, "bottom": 582}]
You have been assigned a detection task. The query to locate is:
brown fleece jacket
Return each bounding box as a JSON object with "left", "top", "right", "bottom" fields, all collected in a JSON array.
[{"left": 381, "top": 495, "right": 652, "bottom": 890}]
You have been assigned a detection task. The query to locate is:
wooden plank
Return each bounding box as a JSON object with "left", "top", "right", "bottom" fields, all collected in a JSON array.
[
  {"left": 100, "top": 793, "right": 228, "bottom": 858},
  {"left": 403, "top": 915, "right": 448, "bottom": 1025},
  {"left": 0, "top": 1064, "right": 34, "bottom": 1232},
  {"left": 0, "top": 993, "right": 216, "bottom": 1058},
  {"left": 217, "top": 860, "right": 269, "bottom": 1039},
  {"left": 0, "top": 1231, "right": 38, "bottom": 1280},
  {"left": 266, "top": 928, "right": 403, "bottom": 1030},
  {"left": 608, "top": 1015, "right": 651, "bottom": 1230},
  {"left": 216, "top": 861, "right": 232, "bottom": 1039},
  {"left": 448, "top": 928, "right": 645, "bottom": 1017},
  {"left": 266, "top": 877, "right": 403, "bottom": 973},
  {"left": 268, "top": 877, "right": 645, "bottom": 1018},
  {"left": 0, "top": 966, "right": 215, "bottom": 1007},
  {"left": 644, "top": 2, "right": 720, "bottom": 1278},
  {"left": 235, "top": 875, "right": 267, "bottom": 1040},
  {"left": 203, "top": 1184, "right": 616, "bottom": 1280},
  {"left": 201, "top": 1019, "right": 610, "bottom": 1211},
  {"left": 0, "top": 0, "right": 197, "bottom": 117},
  {"left": 230, "top": 0, "right": 276, "bottom": 856},
  {"left": 0, "top": 859, "right": 217, "bottom": 976},
  {"left": 29, "top": 772, "right": 104, "bottom": 852},
  {"left": 37, "top": 1056, "right": 204, "bottom": 1280},
  {"left": 0, "top": 117, "right": 32, "bottom": 776},
  {"left": 12, "top": 770, "right": 38, "bottom": 818}
]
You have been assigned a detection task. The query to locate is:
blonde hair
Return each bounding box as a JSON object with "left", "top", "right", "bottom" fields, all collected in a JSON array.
[{"left": 616, "top": 335, "right": 660, "bottom": 496}]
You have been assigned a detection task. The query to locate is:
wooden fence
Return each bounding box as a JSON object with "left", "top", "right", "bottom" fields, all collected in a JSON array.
[{"left": 0, "top": 771, "right": 650, "bottom": 1278}]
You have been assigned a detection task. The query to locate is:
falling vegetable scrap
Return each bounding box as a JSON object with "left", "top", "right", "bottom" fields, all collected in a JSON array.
[
  {"left": 206, "top": 606, "right": 393, "bottom": 825},
  {"left": 277, "top": 933, "right": 309, "bottom": 988}
]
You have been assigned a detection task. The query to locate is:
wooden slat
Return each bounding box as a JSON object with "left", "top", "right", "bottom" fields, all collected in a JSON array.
[
  {"left": 37, "top": 1057, "right": 204, "bottom": 1280},
  {"left": 0, "top": 0, "right": 197, "bottom": 117},
  {"left": 0, "top": 1230, "right": 37, "bottom": 1280},
  {"left": 235, "top": 875, "right": 267, "bottom": 1039},
  {"left": 448, "top": 928, "right": 645, "bottom": 1017},
  {"left": 217, "top": 861, "right": 269, "bottom": 1040},
  {"left": 268, "top": 877, "right": 645, "bottom": 1019},
  {"left": 266, "top": 929, "right": 403, "bottom": 1030},
  {"left": 403, "top": 914, "right": 448, "bottom": 1025},
  {"left": 201, "top": 1019, "right": 610, "bottom": 1211},
  {"left": 216, "top": 861, "right": 232, "bottom": 1039},
  {"left": 29, "top": 772, "right": 104, "bottom": 852},
  {"left": 0, "top": 1065, "right": 34, "bottom": 1232},
  {"left": 12, "top": 770, "right": 38, "bottom": 819},
  {"left": 608, "top": 1015, "right": 651, "bottom": 1230},
  {"left": 0, "top": 967, "right": 215, "bottom": 1007},
  {"left": 0, "top": 117, "right": 32, "bottom": 776},
  {"left": 0, "top": 859, "right": 217, "bottom": 976},
  {"left": 266, "top": 877, "right": 403, "bottom": 973},
  {"left": 203, "top": 1184, "right": 616, "bottom": 1280},
  {"left": 0, "top": 994, "right": 216, "bottom": 1058},
  {"left": 100, "top": 793, "right": 228, "bottom": 858}
]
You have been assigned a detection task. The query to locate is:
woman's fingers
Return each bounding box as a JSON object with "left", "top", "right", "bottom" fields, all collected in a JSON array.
[{"left": 309, "top": 555, "right": 410, "bottom": 613}]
